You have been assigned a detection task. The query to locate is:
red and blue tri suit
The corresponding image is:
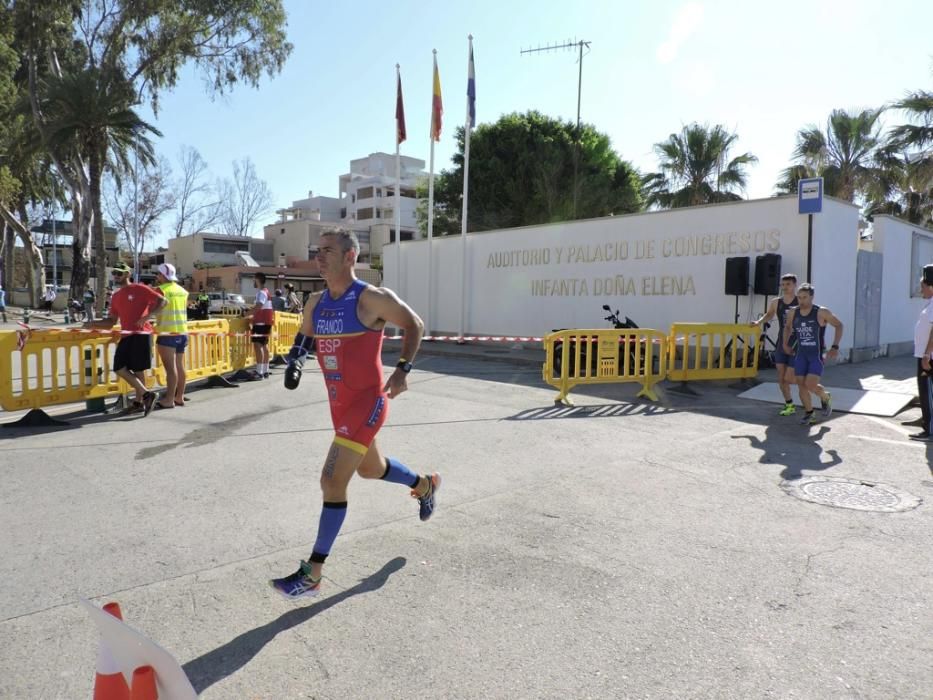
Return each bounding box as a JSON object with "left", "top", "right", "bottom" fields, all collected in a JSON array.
[{"left": 313, "top": 279, "right": 386, "bottom": 454}]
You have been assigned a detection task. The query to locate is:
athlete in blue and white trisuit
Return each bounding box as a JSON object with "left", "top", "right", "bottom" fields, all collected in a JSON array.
[
  {"left": 782, "top": 283, "right": 844, "bottom": 425},
  {"left": 752, "top": 273, "right": 799, "bottom": 415}
]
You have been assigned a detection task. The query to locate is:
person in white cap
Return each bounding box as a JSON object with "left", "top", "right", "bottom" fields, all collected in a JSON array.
[{"left": 153, "top": 263, "right": 189, "bottom": 409}]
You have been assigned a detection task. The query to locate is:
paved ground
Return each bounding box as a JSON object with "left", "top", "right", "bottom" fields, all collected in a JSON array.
[{"left": 1, "top": 347, "right": 931, "bottom": 699}]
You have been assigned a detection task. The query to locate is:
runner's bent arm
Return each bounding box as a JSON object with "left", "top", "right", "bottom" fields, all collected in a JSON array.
[
  {"left": 364, "top": 287, "right": 424, "bottom": 363},
  {"left": 819, "top": 308, "right": 843, "bottom": 358},
  {"left": 752, "top": 298, "right": 778, "bottom": 327}
]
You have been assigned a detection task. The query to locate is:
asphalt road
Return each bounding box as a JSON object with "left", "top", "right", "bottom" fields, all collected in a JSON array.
[{"left": 1, "top": 353, "right": 931, "bottom": 699}]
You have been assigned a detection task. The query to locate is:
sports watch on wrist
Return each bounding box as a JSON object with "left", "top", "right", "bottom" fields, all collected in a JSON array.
[
  {"left": 831, "top": 344, "right": 839, "bottom": 350},
  {"left": 396, "top": 358, "right": 413, "bottom": 373}
]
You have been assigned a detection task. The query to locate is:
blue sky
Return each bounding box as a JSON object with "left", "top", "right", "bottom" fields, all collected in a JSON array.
[{"left": 144, "top": 0, "right": 933, "bottom": 246}]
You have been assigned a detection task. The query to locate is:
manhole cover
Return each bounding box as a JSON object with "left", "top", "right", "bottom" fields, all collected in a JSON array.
[{"left": 781, "top": 476, "right": 921, "bottom": 512}]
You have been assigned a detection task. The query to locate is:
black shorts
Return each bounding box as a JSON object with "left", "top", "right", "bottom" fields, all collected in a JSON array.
[
  {"left": 113, "top": 334, "right": 152, "bottom": 373},
  {"left": 251, "top": 324, "right": 271, "bottom": 345}
]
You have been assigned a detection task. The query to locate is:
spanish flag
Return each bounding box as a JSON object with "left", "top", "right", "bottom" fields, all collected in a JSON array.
[{"left": 431, "top": 54, "right": 443, "bottom": 142}]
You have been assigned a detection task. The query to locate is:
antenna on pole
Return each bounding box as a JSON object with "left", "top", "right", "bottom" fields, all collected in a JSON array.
[{"left": 521, "top": 38, "right": 592, "bottom": 219}]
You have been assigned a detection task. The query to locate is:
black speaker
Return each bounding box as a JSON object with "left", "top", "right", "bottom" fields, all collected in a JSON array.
[
  {"left": 725, "top": 257, "right": 750, "bottom": 296},
  {"left": 754, "top": 253, "right": 782, "bottom": 296}
]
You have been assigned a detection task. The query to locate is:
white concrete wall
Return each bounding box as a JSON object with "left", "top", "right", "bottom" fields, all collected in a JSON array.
[
  {"left": 874, "top": 215, "right": 933, "bottom": 347},
  {"left": 385, "top": 196, "right": 863, "bottom": 347}
]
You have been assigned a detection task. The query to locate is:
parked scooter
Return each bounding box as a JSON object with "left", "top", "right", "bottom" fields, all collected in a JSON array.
[
  {"left": 68, "top": 298, "right": 87, "bottom": 323},
  {"left": 551, "top": 305, "right": 657, "bottom": 377}
]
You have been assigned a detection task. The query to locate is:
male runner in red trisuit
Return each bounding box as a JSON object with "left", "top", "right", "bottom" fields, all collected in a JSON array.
[{"left": 271, "top": 229, "right": 439, "bottom": 599}]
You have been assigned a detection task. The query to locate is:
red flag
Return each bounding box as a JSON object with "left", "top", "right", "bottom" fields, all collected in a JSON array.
[
  {"left": 431, "top": 55, "right": 443, "bottom": 142},
  {"left": 396, "top": 71, "right": 407, "bottom": 145}
]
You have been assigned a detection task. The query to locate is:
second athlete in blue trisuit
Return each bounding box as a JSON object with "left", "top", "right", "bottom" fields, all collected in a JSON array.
[{"left": 783, "top": 283, "right": 844, "bottom": 426}]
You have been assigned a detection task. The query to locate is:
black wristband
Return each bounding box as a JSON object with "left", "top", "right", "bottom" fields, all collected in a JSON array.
[
  {"left": 397, "top": 360, "right": 413, "bottom": 373},
  {"left": 831, "top": 344, "right": 839, "bottom": 350}
]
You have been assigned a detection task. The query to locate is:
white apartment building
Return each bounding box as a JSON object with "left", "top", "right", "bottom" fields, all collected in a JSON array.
[
  {"left": 263, "top": 153, "right": 427, "bottom": 267},
  {"left": 340, "top": 153, "right": 425, "bottom": 247}
]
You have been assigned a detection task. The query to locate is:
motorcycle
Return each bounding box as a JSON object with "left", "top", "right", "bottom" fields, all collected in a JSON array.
[
  {"left": 68, "top": 298, "right": 88, "bottom": 323},
  {"left": 550, "top": 305, "right": 658, "bottom": 377}
]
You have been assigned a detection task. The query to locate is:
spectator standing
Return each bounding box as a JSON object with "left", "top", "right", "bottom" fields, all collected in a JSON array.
[
  {"left": 249, "top": 272, "right": 275, "bottom": 379},
  {"left": 153, "top": 263, "right": 189, "bottom": 410},
  {"left": 43, "top": 285, "right": 56, "bottom": 313},
  {"left": 86, "top": 261, "right": 166, "bottom": 415},
  {"left": 285, "top": 283, "right": 302, "bottom": 313},
  {"left": 908, "top": 265, "right": 933, "bottom": 441},
  {"left": 0, "top": 284, "right": 7, "bottom": 322},
  {"left": 83, "top": 286, "right": 96, "bottom": 321},
  {"left": 271, "top": 288, "right": 287, "bottom": 312}
]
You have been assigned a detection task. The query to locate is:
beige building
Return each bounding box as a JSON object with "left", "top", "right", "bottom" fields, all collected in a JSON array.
[
  {"left": 166, "top": 233, "right": 275, "bottom": 279},
  {"left": 263, "top": 193, "right": 372, "bottom": 266}
]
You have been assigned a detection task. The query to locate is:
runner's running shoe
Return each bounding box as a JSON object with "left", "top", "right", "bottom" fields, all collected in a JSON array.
[
  {"left": 779, "top": 403, "right": 796, "bottom": 416},
  {"left": 820, "top": 392, "right": 832, "bottom": 418},
  {"left": 799, "top": 410, "right": 817, "bottom": 425},
  {"left": 413, "top": 473, "right": 442, "bottom": 522},
  {"left": 270, "top": 560, "right": 322, "bottom": 600}
]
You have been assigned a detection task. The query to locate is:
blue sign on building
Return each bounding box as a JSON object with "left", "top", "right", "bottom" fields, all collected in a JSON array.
[{"left": 798, "top": 177, "right": 823, "bottom": 214}]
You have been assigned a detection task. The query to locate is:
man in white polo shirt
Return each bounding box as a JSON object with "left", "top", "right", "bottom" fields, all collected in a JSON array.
[{"left": 909, "top": 264, "right": 933, "bottom": 441}]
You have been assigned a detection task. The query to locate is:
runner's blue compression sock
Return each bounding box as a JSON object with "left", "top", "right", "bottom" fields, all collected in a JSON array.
[
  {"left": 309, "top": 501, "right": 347, "bottom": 563},
  {"left": 380, "top": 457, "right": 420, "bottom": 488}
]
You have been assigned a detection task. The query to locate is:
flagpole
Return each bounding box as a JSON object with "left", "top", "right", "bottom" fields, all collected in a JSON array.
[
  {"left": 426, "top": 50, "right": 437, "bottom": 336},
  {"left": 395, "top": 64, "right": 402, "bottom": 298},
  {"left": 459, "top": 35, "right": 474, "bottom": 341}
]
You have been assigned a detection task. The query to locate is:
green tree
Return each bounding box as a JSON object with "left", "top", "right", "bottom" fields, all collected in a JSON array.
[
  {"left": 644, "top": 123, "right": 757, "bottom": 209},
  {"left": 422, "top": 111, "right": 643, "bottom": 234},
  {"left": 40, "top": 67, "right": 161, "bottom": 303},
  {"left": 775, "top": 108, "right": 885, "bottom": 202},
  {"left": 868, "top": 86, "right": 933, "bottom": 226},
  {"left": 14, "top": 0, "right": 292, "bottom": 305}
]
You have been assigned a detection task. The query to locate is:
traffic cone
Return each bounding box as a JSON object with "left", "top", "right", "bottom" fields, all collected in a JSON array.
[
  {"left": 130, "top": 665, "right": 158, "bottom": 700},
  {"left": 93, "top": 602, "right": 130, "bottom": 700}
]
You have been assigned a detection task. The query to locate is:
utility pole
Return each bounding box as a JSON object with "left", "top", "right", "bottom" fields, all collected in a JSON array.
[{"left": 521, "top": 38, "right": 591, "bottom": 219}]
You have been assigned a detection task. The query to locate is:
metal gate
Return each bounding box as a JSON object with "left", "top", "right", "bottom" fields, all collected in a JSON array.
[{"left": 853, "top": 249, "right": 883, "bottom": 349}]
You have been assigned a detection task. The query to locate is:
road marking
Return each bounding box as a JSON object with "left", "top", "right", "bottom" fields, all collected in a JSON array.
[
  {"left": 864, "top": 415, "right": 912, "bottom": 437},
  {"left": 848, "top": 435, "right": 925, "bottom": 448}
]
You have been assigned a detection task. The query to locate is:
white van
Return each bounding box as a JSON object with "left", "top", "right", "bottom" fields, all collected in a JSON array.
[{"left": 207, "top": 292, "right": 248, "bottom": 314}]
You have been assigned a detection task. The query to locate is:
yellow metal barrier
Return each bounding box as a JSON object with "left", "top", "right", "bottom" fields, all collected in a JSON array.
[
  {"left": 220, "top": 306, "right": 246, "bottom": 318},
  {"left": 151, "top": 320, "right": 233, "bottom": 385},
  {"left": 667, "top": 323, "right": 761, "bottom": 382},
  {"left": 227, "top": 317, "right": 255, "bottom": 371},
  {"left": 0, "top": 319, "right": 246, "bottom": 415},
  {"left": 542, "top": 328, "right": 668, "bottom": 405},
  {"left": 270, "top": 311, "right": 302, "bottom": 356},
  {"left": 0, "top": 328, "right": 123, "bottom": 412}
]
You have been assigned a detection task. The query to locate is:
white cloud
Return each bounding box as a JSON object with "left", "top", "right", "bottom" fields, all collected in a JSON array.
[{"left": 656, "top": 2, "right": 704, "bottom": 65}]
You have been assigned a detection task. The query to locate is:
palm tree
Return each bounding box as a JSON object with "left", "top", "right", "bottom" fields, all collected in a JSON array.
[
  {"left": 643, "top": 123, "right": 757, "bottom": 209},
  {"left": 870, "top": 87, "right": 933, "bottom": 227},
  {"left": 777, "top": 108, "right": 884, "bottom": 202},
  {"left": 40, "top": 67, "right": 160, "bottom": 307},
  {"left": 889, "top": 89, "right": 933, "bottom": 154}
]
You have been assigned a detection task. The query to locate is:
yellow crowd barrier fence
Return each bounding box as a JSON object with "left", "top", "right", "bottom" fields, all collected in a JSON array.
[
  {"left": 667, "top": 323, "right": 761, "bottom": 383},
  {"left": 541, "top": 322, "right": 763, "bottom": 403},
  {"left": 0, "top": 313, "right": 300, "bottom": 417},
  {"left": 542, "top": 328, "right": 668, "bottom": 405}
]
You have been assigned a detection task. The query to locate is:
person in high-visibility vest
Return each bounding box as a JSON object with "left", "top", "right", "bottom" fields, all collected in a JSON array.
[{"left": 153, "top": 263, "right": 189, "bottom": 409}]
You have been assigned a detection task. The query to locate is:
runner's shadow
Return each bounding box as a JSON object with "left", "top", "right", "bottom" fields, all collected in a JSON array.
[
  {"left": 182, "top": 557, "right": 406, "bottom": 694},
  {"left": 732, "top": 424, "right": 842, "bottom": 481}
]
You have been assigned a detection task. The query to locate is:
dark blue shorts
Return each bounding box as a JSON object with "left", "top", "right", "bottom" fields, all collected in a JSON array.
[
  {"left": 156, "top": 334, "right": 189, "bottom": 353},
  {"left": 794, "top": 352, "right": 823, "bottom": 377},
  {"left": 772, "top": 348, "right": 795, "bottom": 366}
]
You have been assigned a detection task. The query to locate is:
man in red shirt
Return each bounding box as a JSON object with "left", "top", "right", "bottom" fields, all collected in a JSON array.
[{"left": 88, "top": 261, "right": 166, "bottom": 415}]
